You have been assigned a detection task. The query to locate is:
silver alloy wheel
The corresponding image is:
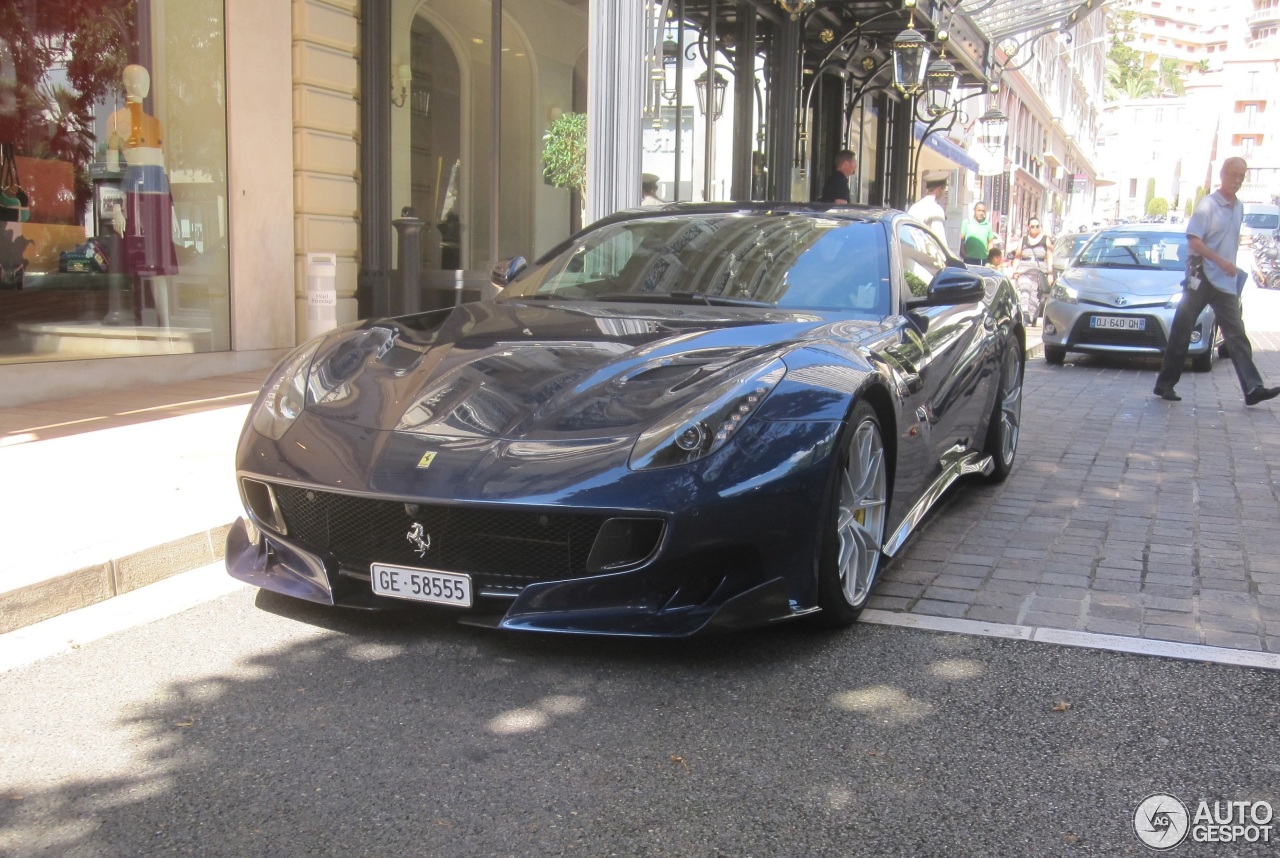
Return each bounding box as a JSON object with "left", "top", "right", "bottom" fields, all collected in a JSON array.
[
  {"left": 836, "top": 419, "right": 888, "bottom": 607},
  {"left": 997, "top": 346, "right": 1022, "bottom": 465}
]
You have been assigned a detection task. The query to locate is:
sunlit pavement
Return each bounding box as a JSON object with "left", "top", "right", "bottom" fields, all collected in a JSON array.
[{"left": 871, "top": 254, "right": 1280, "bottom": 658}]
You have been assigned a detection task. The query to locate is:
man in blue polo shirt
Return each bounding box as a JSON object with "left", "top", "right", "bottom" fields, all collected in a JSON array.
[{"left": 1154, "top": 157, "right": 1279, "bottom": 405}]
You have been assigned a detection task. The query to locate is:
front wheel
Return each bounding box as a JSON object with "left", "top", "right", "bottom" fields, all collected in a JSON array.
[
  {"left": 1043, "top": 344, "right": 1066, "bottom": 365},
  {"left": 815, "top": 402, "right": 890, "bottom": 628},
  {"left": 982, "top": 338, "right": 1023, "bottom": 482}
]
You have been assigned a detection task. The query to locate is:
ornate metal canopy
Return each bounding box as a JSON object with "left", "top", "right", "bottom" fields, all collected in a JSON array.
[{"left": 958, "top": 0, "right": 1108, "bottom": 42}]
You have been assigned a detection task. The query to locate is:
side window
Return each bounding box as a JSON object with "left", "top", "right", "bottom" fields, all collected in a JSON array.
[
  {"left": 549, "top": 229, "right": 637, "bottom": 289},
  {"left": 898, "top": 223, "right": 948, "bottom": 297},
  {"left": 581, "top": 231, "right": 637, "bottom": 278}
]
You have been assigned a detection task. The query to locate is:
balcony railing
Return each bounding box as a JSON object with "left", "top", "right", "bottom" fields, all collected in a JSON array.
[{"left": 1249, "top": 5, "right": 1280, "bottom": 26}]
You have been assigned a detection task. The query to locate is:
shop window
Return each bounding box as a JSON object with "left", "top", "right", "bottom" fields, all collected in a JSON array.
[{"left": 1, "top": 1, "right": 230, "bottom": 363}]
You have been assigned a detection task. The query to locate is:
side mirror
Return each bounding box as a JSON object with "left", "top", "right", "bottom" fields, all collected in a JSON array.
[
  {"left": 490, "top": 256, "right": 527, "bottom": 288},
  {"left": 923, "top": 267, "right": 985, "bottom": 305}
]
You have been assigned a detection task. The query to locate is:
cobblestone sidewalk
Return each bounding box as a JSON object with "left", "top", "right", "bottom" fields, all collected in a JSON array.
[{"left": 873, "top": 330, "right": 1280, "bottom": 654}]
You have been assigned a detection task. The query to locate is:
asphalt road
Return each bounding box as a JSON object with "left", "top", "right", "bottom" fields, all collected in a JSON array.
[{"left": 2, "top": 587, "right": 1277, "bottom": 857}]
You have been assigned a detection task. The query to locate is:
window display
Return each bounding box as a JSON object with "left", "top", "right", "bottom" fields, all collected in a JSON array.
[{"left": 0, "top": 0, "right": 230, "bottom": 362}]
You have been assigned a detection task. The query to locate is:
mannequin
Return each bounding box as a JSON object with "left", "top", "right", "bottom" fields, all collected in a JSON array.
[{"left": 106, "top": 64, "right": 178, "bottom": 326}]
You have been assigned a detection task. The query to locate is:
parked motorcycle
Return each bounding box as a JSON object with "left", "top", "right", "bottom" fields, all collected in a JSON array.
[{"left": 1252, "top": 234, "right": 1279, "bottom": 289}]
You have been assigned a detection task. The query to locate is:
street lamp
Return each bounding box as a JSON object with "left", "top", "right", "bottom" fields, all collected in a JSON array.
[
  {"left": 924, "top": 56, "right": 957, "bottom": 117},
  {"left": 978, "top": 106, "right": 1008, "bottom": 152},
  {"left": 891, "top": 26, "right": 931, "bottom": 96},
  {"left": 694, "top": 69, "right": 728, "bottom": 120}
]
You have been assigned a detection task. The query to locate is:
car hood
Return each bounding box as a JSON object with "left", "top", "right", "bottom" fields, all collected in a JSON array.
[
  {"left": 298, "top": 300, "right": 885, "bottom": 440},
  {"left": 1064, "top": 267, "right": 1182, "bottom": 300}
]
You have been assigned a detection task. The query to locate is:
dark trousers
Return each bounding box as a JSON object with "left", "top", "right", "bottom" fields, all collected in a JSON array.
[{"left": 1155, "top": 282, "right": 1263, "bottom": 396}]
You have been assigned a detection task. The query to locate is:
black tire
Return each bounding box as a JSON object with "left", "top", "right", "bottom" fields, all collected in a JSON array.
[
  {"left": 1043, "top": 344, "right": 1066, "bottom": 365},
  {"left": 814, "top": 401, "right": 890, "bottom": 628},
  {"left": 1218, "top": 341, "right": 1230, "bottom": 358},
  {"left": 982, "top": 337, "right": 1023, "bottom": 483}
]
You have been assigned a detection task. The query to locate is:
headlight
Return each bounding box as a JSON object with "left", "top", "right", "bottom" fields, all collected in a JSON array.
[
  {"left": 629, "top": 359, "right": 786, "bottom": 470},
  {"left": 1050, "top": 281, "right": 1079, "bottom": 304},
  {"left": 251, "top": 342, "right": 321, "bottom": 439},
  {"left": 1165, "top": 292, "right": 1182, "bottom": 308}
]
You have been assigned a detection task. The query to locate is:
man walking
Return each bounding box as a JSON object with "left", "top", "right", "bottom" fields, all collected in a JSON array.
[
  {"left": 820, "top": 150, "right": 856, "bottom": 204},
  {"left": 961, "top": 200, "right": 996, "bottom": 265},
  {"left": 907, "top": 176, "right": 948, "bottom": 242},
  {"left": 1154, "top": 157, "right": 1279, "bottom": 405}
]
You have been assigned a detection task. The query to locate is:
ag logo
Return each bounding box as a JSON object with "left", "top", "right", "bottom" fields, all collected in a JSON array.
[
  {"left": 417, "top": 451, "right": 437, "bottom": 469},
  {"left": 1134, "top": 793, "right": 1190, "bottom": 850}
]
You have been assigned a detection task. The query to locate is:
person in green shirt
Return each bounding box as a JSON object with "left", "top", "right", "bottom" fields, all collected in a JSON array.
[{"left": 961, "top": 200, "right": 996, "bottom": 265}]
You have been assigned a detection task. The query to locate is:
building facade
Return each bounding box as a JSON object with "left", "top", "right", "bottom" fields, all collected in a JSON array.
[
  {"left": 2, "top": 0, "right": 1105, "bottom": 407},
  {"left": 1093, "top": 0, "right": 1280, "bottom": 220}
]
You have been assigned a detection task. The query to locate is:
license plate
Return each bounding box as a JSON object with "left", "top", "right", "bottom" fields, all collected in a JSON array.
[
  {"left": 1090, "top": 315, "right": 1145, "bottom": 330},
  {"left": 371, "top": 563, "right": 472, "bottom": 607}
]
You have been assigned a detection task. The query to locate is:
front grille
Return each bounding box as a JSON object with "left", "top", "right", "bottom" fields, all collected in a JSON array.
[
  {"left": 1071, "top": 314, "right": 1168, "bottom": 349},
  {"left": 272, "top": 485, "right": 614, "bottom": 593}
]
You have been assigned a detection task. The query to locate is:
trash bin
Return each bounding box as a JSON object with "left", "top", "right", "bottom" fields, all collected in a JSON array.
[{"left": 305, "top": 252, "right": 337, "bottom": 340}]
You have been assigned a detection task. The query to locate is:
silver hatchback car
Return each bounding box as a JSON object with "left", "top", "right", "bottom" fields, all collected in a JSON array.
[{"left": 1041, "top": 224, "right": 1217, "bottom": 370}]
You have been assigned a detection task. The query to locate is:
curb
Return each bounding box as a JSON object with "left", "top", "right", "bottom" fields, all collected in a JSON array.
[{"left": 0, "top": 525, "right": 232, "bottom": 635}]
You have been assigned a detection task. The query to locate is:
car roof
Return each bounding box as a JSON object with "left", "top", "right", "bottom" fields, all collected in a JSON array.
[
  {"left": 536, "top": 202, "right": 905, "bottom": 264},
  {"left": 607, "top": 200, "right": 899, "bottom": 222},
  {"left": 1093, "top": 222, "right": 1185, "bottom": 235}
]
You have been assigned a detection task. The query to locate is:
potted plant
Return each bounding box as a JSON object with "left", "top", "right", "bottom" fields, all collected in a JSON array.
[{"left": 541, "top": 111, "right": 587, "bottom": 232}]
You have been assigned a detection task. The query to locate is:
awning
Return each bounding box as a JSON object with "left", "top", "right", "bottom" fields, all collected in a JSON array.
[
  {"left": 958, "top": 0, "right": 1104, "bottom": 41},
  {"left": 913, "top": 122, "right": 980, "bottom": 173}
]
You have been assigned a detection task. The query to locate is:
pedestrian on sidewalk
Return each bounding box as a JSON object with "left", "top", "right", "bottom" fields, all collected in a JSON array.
[
  {"left": 820, "top": 150, "right": 856, "bottom": 205},
  {"left": 907, "top": 175, "right": 948, "bottom": 244},
  {"left": 1154, "top": 156, "right": 1280, "bottom": 405},
  {"left": 961, "top": 200, "right": 996, "bottom": 265}
]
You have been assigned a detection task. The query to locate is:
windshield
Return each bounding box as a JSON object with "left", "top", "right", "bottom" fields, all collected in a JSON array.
[
  {"left": 504, "top": 214, "right": 893, "bottom": 316},
  {"left": 1073, "top": 230, "right": 1187, "bottom": 271},
  {"left": 1244, "top": 212, "right": 1279, "bottom": 229},
  {"left": 1063, "top": 233, "right": 1091, "bottom": 258}
]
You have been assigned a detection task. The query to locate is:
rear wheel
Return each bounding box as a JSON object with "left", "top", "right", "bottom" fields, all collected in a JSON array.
[
  {"left": 815, "top": 402, "right": 889, "bottom": 627},
  {"left": 1043, "top": 344, "right": 1066, "bottom": 365},
  {"left": 982, "top": 338, "right": 1023, "bottom": 483}
]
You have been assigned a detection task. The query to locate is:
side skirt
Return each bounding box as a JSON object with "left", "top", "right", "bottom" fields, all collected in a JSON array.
[{"left": 880, "top": 446, "right": 993, "bottom": 557}]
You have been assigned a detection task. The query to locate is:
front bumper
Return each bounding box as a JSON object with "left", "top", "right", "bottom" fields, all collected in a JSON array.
[
  {"left": 1041, "top": 299, "right": 1213, "bottom": 357},
  {"left": 226, "top": 417, "right": 844, "bottom": 637}
]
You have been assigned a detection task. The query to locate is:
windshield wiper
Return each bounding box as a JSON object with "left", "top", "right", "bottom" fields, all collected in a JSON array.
[{"left": 596, "top": 291, "right": 773, "bottom": 308}]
